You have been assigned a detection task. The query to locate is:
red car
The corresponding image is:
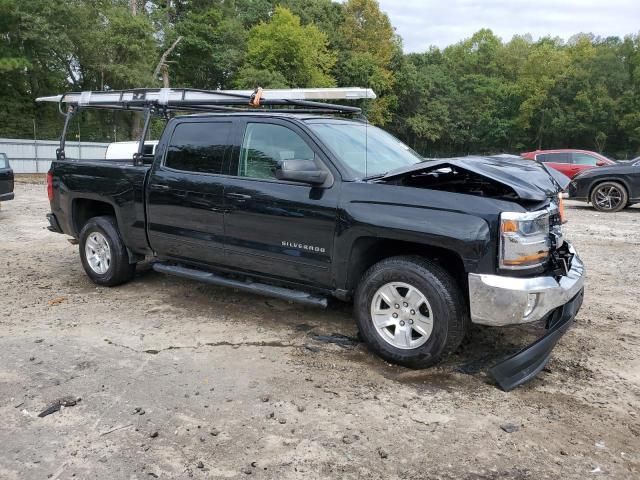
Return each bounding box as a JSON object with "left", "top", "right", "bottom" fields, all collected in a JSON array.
[{"left": 521, "top": 149, "right": 616, "bottom": 179}]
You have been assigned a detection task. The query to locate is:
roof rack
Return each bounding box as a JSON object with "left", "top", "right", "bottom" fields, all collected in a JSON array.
[
  {"left": 36, "top": 87, "right": 375, "bottom": 114},
  {"left": 36, "top": 87, "right": 376, "bottom": 163}
]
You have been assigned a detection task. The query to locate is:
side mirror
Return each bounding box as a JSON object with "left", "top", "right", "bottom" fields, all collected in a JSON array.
[
  {"left": 596, "top": 160, "right": 606, "bottom": 166},
  {"left": 276, "top": 160, "right": 328, "bottom": 185}
]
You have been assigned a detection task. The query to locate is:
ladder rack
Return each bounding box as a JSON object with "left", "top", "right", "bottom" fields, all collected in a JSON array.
[
  {"left": 36, "top": 87, "right": 376, "bottom": 162},
  {"left": 36, "top": 87, "right": 376, "bottom": 114}
]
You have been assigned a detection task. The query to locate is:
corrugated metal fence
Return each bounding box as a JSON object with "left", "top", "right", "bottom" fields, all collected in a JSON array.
[{"left": 0, "top": 138, "right": 109, "bottom": 173}]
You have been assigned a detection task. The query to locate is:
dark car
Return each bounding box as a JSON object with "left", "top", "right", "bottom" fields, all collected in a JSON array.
[
  {"left": 521, "top": 149, "right": 616, "bottom": 179},
  {"left": 0, "top": 153, "right": 15, "bottom": 202},
  {"left": 568, "top": 162, "right": 640, "bottom": 212}
]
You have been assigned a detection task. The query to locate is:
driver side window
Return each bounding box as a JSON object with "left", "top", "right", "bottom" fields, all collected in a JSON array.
[{"left": 238, "top": 123, "right": 315, "bottom": 180}]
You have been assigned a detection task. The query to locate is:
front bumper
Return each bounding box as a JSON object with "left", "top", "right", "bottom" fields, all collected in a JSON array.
[
  {"left": 468, "top": 243, "right": 585, "bottom": 327},
  {"left": 0, "top": 192, "right": 14, "bottom": 201}
]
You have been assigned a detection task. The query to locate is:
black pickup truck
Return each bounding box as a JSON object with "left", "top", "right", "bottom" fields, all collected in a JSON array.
[{"left": 44, "top": 89, "right": 585, "bottom": 390}]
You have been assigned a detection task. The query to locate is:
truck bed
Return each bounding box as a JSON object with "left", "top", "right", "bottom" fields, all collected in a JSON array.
[{"left": 49, "top": 159, "right": 151, "bottom": 255}]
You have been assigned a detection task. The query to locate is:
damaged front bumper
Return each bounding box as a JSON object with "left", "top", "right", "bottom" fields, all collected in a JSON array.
[
  {"left": 467, "top": 243, "right": 585, "bottom": 390},
  {"left": 468, "top": 243, "right": 584, "bottom": 327}
]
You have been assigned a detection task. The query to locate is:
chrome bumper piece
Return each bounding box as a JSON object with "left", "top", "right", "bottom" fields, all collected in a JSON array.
[{"left": 468, "top": 244, "right": 585, "bottom": 326}]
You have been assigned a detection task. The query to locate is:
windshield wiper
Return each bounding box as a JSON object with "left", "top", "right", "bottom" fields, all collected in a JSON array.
[{"left": 362, "top": 172, "right": 388, "bottom": 181}]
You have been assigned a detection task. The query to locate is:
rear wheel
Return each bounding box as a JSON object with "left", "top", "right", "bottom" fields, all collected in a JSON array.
[
  {"left": 354, "top": 256, "right": 468, "bottom": 368},
  {"left": 590, "top": 181, "right": 628, "bottom": 212},
  {"left": 79, "top": 216, "right": 136, "bottom": 286}
]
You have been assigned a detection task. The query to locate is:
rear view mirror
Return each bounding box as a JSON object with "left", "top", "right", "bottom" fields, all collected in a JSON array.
[{"left": 276, "top": 160, "right": 328, "bottom": 185}]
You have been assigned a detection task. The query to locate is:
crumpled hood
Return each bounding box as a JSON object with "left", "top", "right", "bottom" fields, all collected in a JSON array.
[{"left": 381, "top": 155, "right": 570, "bottom": 201}]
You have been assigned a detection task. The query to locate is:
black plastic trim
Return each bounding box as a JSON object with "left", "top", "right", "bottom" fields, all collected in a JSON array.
[
  {"left": 46, "top": 213, "right": 63, "bottom": 233},
  {"left": 490, "top": 288, "right": 584, "bottom": 391}
]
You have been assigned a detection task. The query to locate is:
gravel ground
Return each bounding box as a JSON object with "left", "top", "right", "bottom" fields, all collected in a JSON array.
[{"left": 0, "top": 181, "right": 638, "bottom": 480}]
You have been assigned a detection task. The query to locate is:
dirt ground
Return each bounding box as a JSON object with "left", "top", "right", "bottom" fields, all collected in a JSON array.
[{"left": 0, "top": 181, "right": 638, "bottom": 480}]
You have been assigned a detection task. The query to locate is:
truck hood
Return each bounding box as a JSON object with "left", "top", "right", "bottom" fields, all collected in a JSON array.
[{"left": 379, "top": 156, "right": 570, "bottom": 202}]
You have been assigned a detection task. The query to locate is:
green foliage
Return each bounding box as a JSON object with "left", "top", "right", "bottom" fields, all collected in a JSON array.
[
  {"left": 0, "top": 0, "right": 638, "bottom": 158},
  {"left": 171, "top": 8, "right": 247, "bottom": 89},
  {"left": 337, "top": 0, "right": 398, "bottom": 125},
  {"left": 235, "top": 6, "right": 336, "bottom": 88}
]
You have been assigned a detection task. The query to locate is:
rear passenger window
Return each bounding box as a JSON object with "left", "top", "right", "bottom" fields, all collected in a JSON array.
[
  {"left": 238, "top": 123, "right": 315, "bottom": 180},
  {"left": 165, "top": 122, "right": 231, "bottom": 174},
  {"left": 537, "top": 152, "right": 570, "bottom": 163}
]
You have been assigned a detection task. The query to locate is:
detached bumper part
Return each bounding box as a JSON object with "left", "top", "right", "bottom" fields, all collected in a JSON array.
[
  {"left": 467, "top": 242, "right": 585, "bottom": 391},
  {"left": 468, "top": 243, "right": 584, "bottom": 327},
  {"left": 490, "top": 288, "right": 584, "bottom": 391}
]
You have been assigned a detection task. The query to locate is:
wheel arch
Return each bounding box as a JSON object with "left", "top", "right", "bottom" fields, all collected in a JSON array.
[
  {"left": 345, "top": 237, "right": 468, "bottom": 297},
  {"left": 587, "top": 177, "right": 631, "bottom": 203},
  {"left": 72, "top": 198, "right": 117, "bottom": 237}
]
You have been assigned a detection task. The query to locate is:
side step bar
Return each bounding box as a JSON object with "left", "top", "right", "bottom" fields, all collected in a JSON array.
[{"left": 152, "top": 263, "right": 328, "bottom": 308}]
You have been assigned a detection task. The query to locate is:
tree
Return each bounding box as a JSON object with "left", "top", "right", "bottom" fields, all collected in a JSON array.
[
  {"left": 170, "top": 7, "right": 247, "bottom": 89},
  {"left": 337, "top": 0, "right": 399, "bottom": 125},
  {"left": 235, "top": 7, "right": 336, "bottom": 88}
]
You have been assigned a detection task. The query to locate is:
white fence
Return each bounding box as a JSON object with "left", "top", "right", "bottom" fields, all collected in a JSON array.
[{"left": 0, "top": 138, "right": 110, "bottom": 173}]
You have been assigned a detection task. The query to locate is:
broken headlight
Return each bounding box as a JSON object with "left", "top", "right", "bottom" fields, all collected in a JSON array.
[{"left": 499, "top": 210, "right": 550, "bottom": 270}]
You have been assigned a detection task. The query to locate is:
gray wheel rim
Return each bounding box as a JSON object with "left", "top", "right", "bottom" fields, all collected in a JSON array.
[
  {"left": 85, "top": 231, "right": 111, "bottom": 275},
  {"left": 370, "top": 281, "right": 434, "bottom": 350},
  {"left": 594, "top": 185, "right": 623, "bottom": 210}
]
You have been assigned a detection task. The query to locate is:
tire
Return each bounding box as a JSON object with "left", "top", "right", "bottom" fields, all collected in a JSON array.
[
  {"left": 590, "top": 181, "right": 628, "bottom": 212},
  {"left": 79, "top": 216, "right": 136, "bottom": 286},
  {"left": 354, "top": 256, "right": 469, "bottom": 368}
]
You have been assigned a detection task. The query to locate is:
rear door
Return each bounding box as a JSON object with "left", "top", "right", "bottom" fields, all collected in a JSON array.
[
  {"left": 0, "top": 155, "right": 14, "bottom": 197},
  {"left": 222, "top": 118, "right": 340, "bottom": 288},
  {"left": 536, "top": 152, "right": 572, "bottom": 177},
  {"left": 146, "top": 118, "right": 236, "bottom": 266}
]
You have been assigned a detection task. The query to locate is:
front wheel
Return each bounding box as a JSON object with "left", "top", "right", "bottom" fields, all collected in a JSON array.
[
  {"left": 79, "top": 216, "right": 136, "bottom": 286},
  {"left": 590, "top": 181, "right": 628, "bottom": 212},
  {"left": 354, "top": 256, "right": 468, "bottom": 368}
]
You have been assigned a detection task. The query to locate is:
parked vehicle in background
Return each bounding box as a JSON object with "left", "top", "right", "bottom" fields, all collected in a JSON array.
[
  {"left": 105, "top": 141, "right": 158, "bottom": 161},
  {"left": 521, "top": 149, "right": 616, "bottom": 179},
  {"left": 0, "top": 153, "right": 14, "bottom": 202},
  {"left": 568, "top": 161, "right": 640, "bottom": 212}
]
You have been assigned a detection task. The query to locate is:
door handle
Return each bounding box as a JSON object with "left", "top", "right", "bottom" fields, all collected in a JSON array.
[
  {"left": 151, "top": 184, "right": 170, "bottom": 190},
  {"left": 226, "top": 193, "right": 252, "bottom": 200}
]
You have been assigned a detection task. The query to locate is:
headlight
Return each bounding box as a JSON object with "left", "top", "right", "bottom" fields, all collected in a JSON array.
[{"left": 499, "top": 210, "right": 550, "bottom": 269}]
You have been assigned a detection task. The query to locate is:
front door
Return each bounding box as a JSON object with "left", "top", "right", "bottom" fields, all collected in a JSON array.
[
  {"left": 146, "top": 118, "right": 235, "bottom": 266},
  {"left": 571, "top": 152, "right": 599, "bottom": 176},
  {"left": 222, "top": 119, "right": 339, "bottom": 288}
]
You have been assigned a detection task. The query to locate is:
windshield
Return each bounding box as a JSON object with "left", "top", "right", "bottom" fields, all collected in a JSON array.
[{"left": 306, "top": 120, "right": 423, "bottom": 178}]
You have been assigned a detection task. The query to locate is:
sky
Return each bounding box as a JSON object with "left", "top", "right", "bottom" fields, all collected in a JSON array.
[{"left": 376, "top": 0, "right": 640, "bottom": 52}]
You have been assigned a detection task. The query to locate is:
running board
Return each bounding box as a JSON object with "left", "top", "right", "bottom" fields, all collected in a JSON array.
[{"left": 152, "top": 263, "right": 328, "bottom": 308}]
